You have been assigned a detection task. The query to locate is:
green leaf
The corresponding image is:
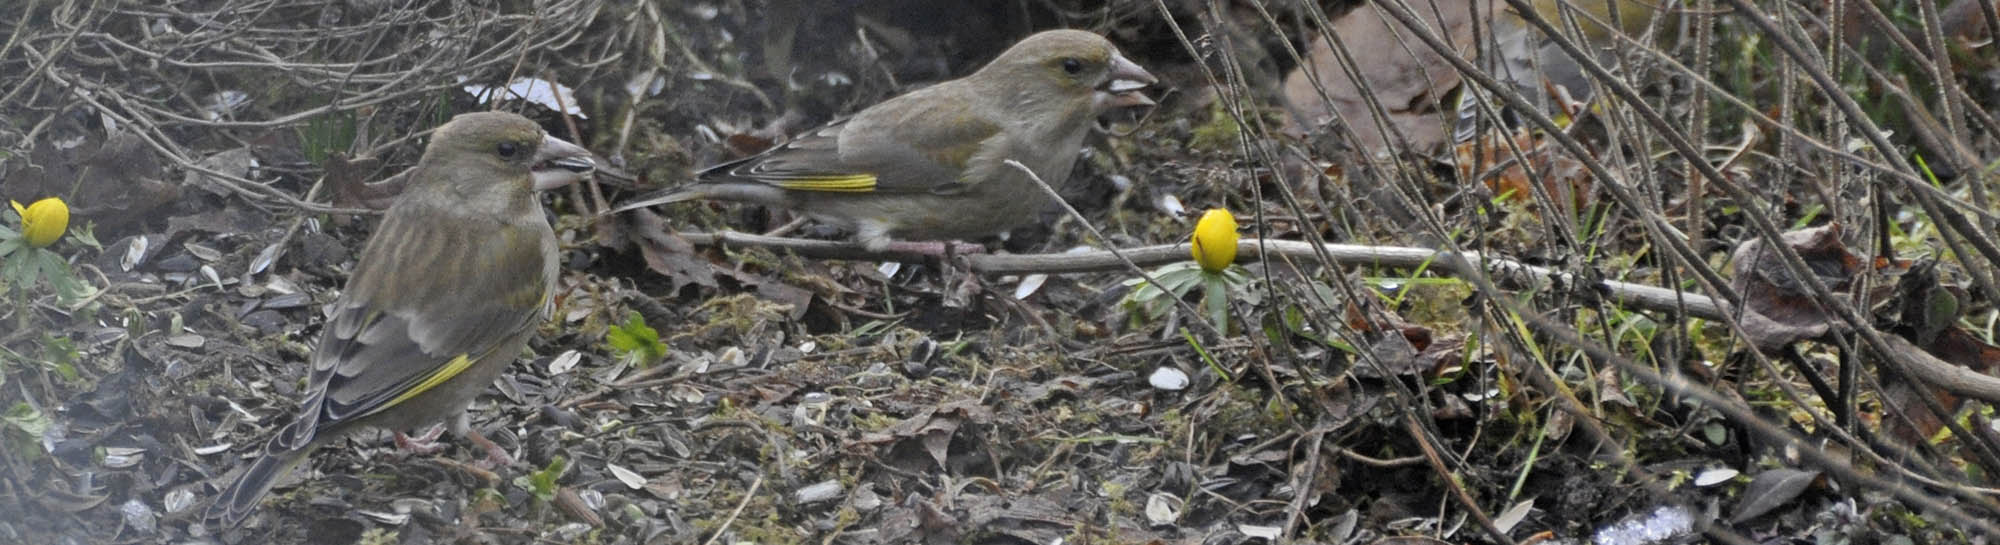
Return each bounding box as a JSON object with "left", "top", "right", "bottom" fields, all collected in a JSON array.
[
  {"left": 297, "top": 109, "right": 359, "bottom": 166},
  {"left": 1182, "top": 328, "right": 1231, "bottom": 382},
  {"left": 512, "top": 455, "right": 568, "bottom": 502},
  {"left": 3, "top": 402, "right": 49, "bottom": 436},
  {"left": 34, "top": 250, "right": 91, "bottom": 301},
  {"left": 605, "top": 311, "right": 667, "bottom": 367},
  {"left": 2, "top": 402, "right": 47, "bottom": 461},
  {"left": 65, "top": 222, "right": 100, "bottom": 251},
  {"left": 38, "top": 335, "right": 81, "bottom": 383},
  {"left": 1155, "top": 267, "right": 1207, "bottom": 297},
  {"left": 4, "top": 254, "right": 35, "bottom": 286}
]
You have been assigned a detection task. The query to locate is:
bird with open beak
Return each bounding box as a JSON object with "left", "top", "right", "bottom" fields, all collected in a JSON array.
[
  {"left": 612, "top": 29, "right": 1157, "bottom": 253},
  {"left": 206, "top": 111, "right": 594, "bottom": 530}
]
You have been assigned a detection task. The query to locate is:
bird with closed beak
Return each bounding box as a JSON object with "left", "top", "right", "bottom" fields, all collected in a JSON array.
[
  {"left": 611, "top": 29, "right": 1157, "bottom": 253},
  {"left": 205, "top": 111, "right": 595, "bottom": 530}
]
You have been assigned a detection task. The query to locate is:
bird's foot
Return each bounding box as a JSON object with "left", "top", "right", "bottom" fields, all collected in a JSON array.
[
  {"left": 943, "top": 271, "right": 985, "bottom": 309},
  {"left": 394, "top": 426, "right": 448, "bottom": 456},
  {"left": 465, "top": 428, "right": 516, "bottom": 469}
]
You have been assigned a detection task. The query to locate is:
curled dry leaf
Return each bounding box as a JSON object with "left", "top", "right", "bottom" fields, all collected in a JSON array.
[
  {"left": 1727, "top": 224, "right": 1866, "bottom": 350},
  {"left": 325, "top": 153, "right": 397, "bottom": 211},
  {"left": 1730, "top": 468, "right": 1821, "bottom": 522}
]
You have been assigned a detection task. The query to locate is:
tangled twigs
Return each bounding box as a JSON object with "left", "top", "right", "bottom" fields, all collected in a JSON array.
[{"left": 1, "top": 0, "right": 615, "bottom": 214}]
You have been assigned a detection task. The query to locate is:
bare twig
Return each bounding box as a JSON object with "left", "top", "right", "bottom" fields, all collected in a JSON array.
[{"left": 701, "top": 474, "right": 764, "bottom": 545}]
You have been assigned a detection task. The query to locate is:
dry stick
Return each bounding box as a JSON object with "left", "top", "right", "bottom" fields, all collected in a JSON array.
[
  {"left": 1282, "top": 430, "right": 1326, "bottom": 535},
  {"left": 1571, "top": 14, "right": 2000, "bottom": 227},
  {"left": 1405, "top": 415, "right": 1512, "bottom": 545},
  {"left": 1833, "top": 0, "right": 2000, "bottom": 306},
  {"left": 18, "top": 45, "right": 368, "bottom": 215},
  {"left": 700, "top": 474, "right": 763, "bottom": 545},
  {"left": 662, "top": 230, "right": 2000, "bottom": 404},
  {"left": 1351, "top": 17, "right": 1755, "bottom": 509},
  {"left": 1477, "top": 3, "right": 2000, "bottom": 510},
  {"left": 0, "top": 0, "right": 45, "bottom": 66}
]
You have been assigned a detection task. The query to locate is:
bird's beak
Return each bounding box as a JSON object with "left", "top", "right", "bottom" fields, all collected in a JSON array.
[
  {"left": 1097, "top": 51, "right": 1158, "bottom": 109},
  {"left": 532, "top": 133, "right": 596, "bottom": 190}
]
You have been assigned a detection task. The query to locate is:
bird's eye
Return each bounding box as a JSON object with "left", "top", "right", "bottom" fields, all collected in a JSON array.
[
  {"left": 1060, "top": 58, "right": 1083, "bottom": 75},
  {"left": 496, "top": 141, "right": 520, "bottom": 158}
]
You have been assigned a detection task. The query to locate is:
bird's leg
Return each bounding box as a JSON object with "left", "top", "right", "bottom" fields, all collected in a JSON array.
[
  {"left": 943, "top": 267, "right": 985, "bottom": 309},
  {"left": 394, "top": 425, "right": 448, "bottom": 456},
  {"left": 464, "top": 428, "right": 516, "bottom": 469},
  {"left": 455, "top": 411, "right": 516, "bottom": 468},
  {"left": 939, "top": 241, "right": 988, "bottom": 308}
]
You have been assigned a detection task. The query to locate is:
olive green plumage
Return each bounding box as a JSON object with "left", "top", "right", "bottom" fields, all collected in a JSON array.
[
  {"left": 206, "top": 112, "right": 594, "bottom": 529},
  {"left": 613, "top": 29, "right": 1157, "bottom": 251}
]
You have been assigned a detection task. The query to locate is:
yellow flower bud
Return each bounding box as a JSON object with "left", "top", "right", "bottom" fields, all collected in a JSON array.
[
  {"left": 12, "top": 197, "right": 69, "bottom": 248},
  {"left": 1190, "top": 208, "right": 1238, "bottom": 273}
]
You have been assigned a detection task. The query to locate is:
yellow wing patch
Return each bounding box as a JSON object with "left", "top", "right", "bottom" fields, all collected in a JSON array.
[
  {"left": 776, "top": 174, "right": 877, "bottom": 192},
  {"left": 384, "top": 353, "right": 476, "bottom": 409}
]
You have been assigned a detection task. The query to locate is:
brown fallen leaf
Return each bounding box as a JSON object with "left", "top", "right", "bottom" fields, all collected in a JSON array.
[
  {"left": 1729, "top": 467, "right": 1821, "bottom": 522},
  {"left": 1281, "top": 0, "right": 1493, "bottom": 154},
  {"left": 618, "top": 207, "right": 718, "bottom": 292},
  {"left": 325, "top": 152, "right": 398, "bottom": 211},
  {"left": 1727, "top": 224, "right": 1863, "bottom": 350},
  {"left": 1343, "top": 297, "right": 1458, "bottom": 378},
  {"left": 1455, "top": 128, "right": 1592, "bottom": 211}
]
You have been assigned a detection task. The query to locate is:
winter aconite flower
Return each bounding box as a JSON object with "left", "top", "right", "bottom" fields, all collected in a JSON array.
[
  {"left": 1123, "top": 207, "right": 1250, "bottom": 333},
  {"left": 12, "top": 197, "right": 68, "bottom": 248},
  {"left": 1190, "top": 208, "right": 1238, "bottom": 273}
]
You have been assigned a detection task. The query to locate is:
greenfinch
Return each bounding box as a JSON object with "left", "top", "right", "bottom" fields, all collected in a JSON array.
[
  {"left": 612, "top": 29, "right": 1156, "bottom": 252},
  {"left": 206, "top": 112, "right": 594, "bottom": 529}
]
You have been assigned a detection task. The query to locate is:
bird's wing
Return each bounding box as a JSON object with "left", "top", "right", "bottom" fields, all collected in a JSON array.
[
  {"left": 708, "top": 87, "right": 1004, "bottom": 195},
  {"left": 280, "top": 210, "right": 550, "bottom": 448}
]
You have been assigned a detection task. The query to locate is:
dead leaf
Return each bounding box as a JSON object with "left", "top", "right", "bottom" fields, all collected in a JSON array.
[
  {"left": 1344, "top": 299, "right": 1452, "bottom": 378},
  {"left": 1281, "top": 0, "right": 1494, "bottom": 154},
  {"left": 713, "top": 266, "right": 812, "bottom": 320},
  {"left": 326, "top": 153, "right": 395, "bottom": 211},
  {"left": 620, "top": 208, "right": 718, "bottom": 292},
  {"left": 1727, "top": 224, "right": 1863, "bottom": 350},
  {"left": 1595, "top": 367, "right": 1636, "bottom": 409},
  {"left": 1455, "top": 129, "right": 1593, "bottom": 210},
  {"left": 1943, "top": 0, "right": 1999, "bottom": 42},
  {"left": 1730, "top": 467, "right": 1821, "bottom": 522}
]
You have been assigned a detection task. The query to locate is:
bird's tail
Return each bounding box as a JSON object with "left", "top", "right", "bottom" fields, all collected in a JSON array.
[{"left": 205, "top": 435, "right": 314, "bottom": 531}]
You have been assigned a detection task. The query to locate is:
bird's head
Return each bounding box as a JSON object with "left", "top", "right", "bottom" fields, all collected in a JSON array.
[
  {"left": 423, "top": 111, "right": 596, "bottom": 195},
  {"left": 975, "top": 29, "right": 1158, "bottom": 116}
]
